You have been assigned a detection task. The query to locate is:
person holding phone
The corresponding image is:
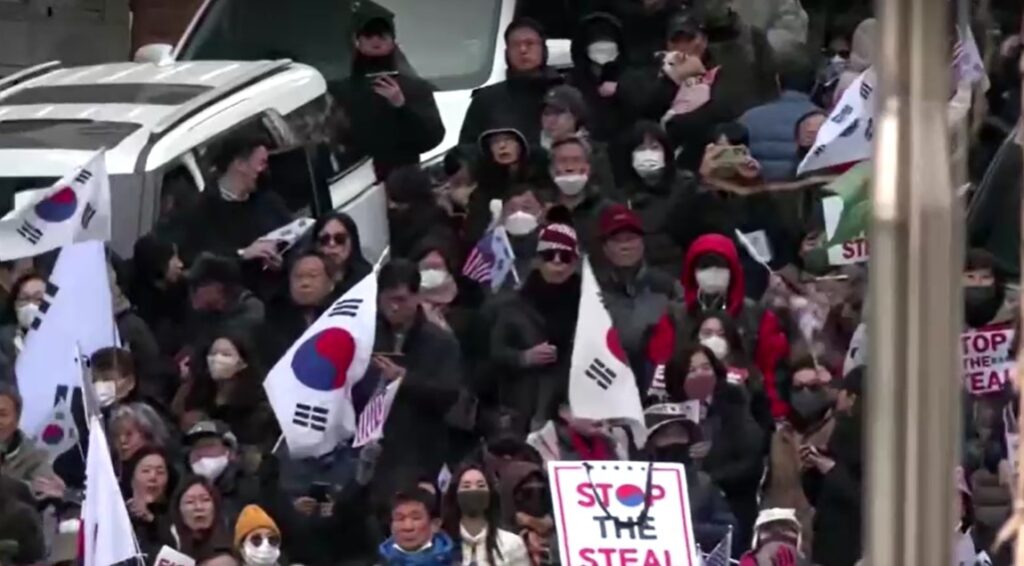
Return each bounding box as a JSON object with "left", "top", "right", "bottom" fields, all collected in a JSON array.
[{"left": 332, "top": 7, "right": 445, "bottom": 181}]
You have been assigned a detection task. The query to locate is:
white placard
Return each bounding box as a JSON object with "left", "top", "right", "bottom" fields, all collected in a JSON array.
[
  {"left": 822, "top": 195, "right": 868, "bottom": 265},
  {"left": 154, "top": 546, "right": 195, "bottom": 566},
  {"left": 961, "top": 325, "right": 1015, "bottom": 395},
  {"left": 548, "top": 461, "right": 699, "bottom": 566}
]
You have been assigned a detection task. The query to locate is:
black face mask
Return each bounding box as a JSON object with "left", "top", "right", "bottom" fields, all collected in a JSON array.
[
  {"left": 964, "top": 285, "right": 1001, "bottom": 328},
  {"left": 354, "top": 51, "right": 397, "bottom": 76},
  {"left": 789, "top": 386, "right": 833, "bottom": 424},
  {"left": 651, "top": 443, "right": 690, "bottom": 465}
]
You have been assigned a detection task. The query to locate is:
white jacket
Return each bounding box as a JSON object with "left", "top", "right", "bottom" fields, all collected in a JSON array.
[{"left": 459, "top": 524, "right": 530, "bottom": 566}]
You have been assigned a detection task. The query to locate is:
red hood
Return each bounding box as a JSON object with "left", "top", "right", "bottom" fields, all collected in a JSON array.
[{"left": 682, "top": 233, "right": 746, "bottom": 316}]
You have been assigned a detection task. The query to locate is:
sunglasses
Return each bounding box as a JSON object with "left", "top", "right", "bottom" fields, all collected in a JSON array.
[
  {"left": 247, "top": 533, "right": 281, "bottom": 548},
  {"left": 540, "top": 250, "right": 574, "bottom": 264},
  {"left": 318, "top": 232, "right": 349, "bottom": 247}
]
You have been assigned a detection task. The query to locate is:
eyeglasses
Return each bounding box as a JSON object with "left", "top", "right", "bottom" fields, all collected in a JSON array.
[
  {"left": 318, "top": 232, "right": 349, "bottom": 247},
  {"left": 247, "top": 533, "right": 281, "bottom": 548},
  {"left": 540, "top": 250, "right": 574, "bottom": 264}
]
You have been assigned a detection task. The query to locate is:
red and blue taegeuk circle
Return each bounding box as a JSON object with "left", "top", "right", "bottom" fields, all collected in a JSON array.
[
  {"left": 615, "top": 484, "right": 646, "bottom": 507},
  {"left": 41, "top": 423, "right": 66, "bottom": 445},
  {"left": 290, "top": 328, "right": 356, "bottom": 391},
  {"left": 34, "top": 187, "right": 78, "bottom": 222}
]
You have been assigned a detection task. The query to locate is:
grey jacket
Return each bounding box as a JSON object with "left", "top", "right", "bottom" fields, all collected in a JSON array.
[{"left": 1, "top": 430, "right": 54, "bottom": 484}]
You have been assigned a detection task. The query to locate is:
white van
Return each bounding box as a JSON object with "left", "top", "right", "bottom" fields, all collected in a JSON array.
[{"left": 0, "top": 0, "right": 546, "bottom": 260}]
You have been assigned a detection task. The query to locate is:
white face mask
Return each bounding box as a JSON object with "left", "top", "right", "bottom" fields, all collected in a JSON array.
[
  {"left": 191, "top": 455, "right": 230, "bottom": 481},
  {"left": 587, "top": 41, "right": 619, "bottom": 65},
  {"left": 695, "top": 267, "right": 731, "bottom": 295},
  {"left": 16, "top": 303, "right": 39, "bottom": 330},
  {"left": 632, "top": 149, "right": 665, "bottom": 180},
  {"left": 207, "top": 354, "right": 240, "bottom": 381},
  {"left": 419, "top": 268, "right": 450, "bottom": 290},
  {"left": 243, "top": 539, "right": 280, "bottom": 566},
  {"left": 554, "top": 174, "right": 589, "bottom": 196},
  {"left": 94, "top": 381, "right": 118, "bottom": 408},
  {"left": 504, "top": 211, "right": 539, "bottom": 236},
  {"left": 700, "top": 335, "right": 730, "bottom": 360}
]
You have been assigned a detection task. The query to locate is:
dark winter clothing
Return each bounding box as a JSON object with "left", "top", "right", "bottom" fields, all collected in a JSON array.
[
  {"left": 740, "top": 91, "right": 819, "bottom": 182},
  {"left": 0, "top": 430, "right": 53, "bottom": 484},
  {"left": 331, "top": 50, "right": 445, "bottom": 180},
  {"left": 377, "top": 532, "right": 457, "bottom": 565},
  {"left": 0, "top": 474, "right": 45, "bottom": 565},
  {"left": 811, "top": 412, "right": 864, "bottom": 566},
  {"left": 178, "top": 188, "right": 292, "bottom": 264},
  {"left": 594, "top": 0, "right": 686, "bottom": 66},
  {"left": 487, "top": 272, "right": 581, "bottom": 431},
  {"left": 568, "top": 13, "right": 632, "bottom": 143},
  {"left": 370, "top": 310, "right": 464, "bottom": 507},
  {"left": 687, "top": 467, "right": 739, "bottom": 555}
]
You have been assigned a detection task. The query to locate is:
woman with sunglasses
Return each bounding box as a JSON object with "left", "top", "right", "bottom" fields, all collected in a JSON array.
[
  {"left": 488, "top": 222, "right": 582, "bottom": 434},
  {"left": 311, "top": 212, "right": 372, "bottom": 297},
  {"left": 234, "top": 505, "right": 283, "bottom": 566}
]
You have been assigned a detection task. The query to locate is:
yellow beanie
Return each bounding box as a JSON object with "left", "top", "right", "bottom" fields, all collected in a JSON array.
[{"left": 234, "top": 505, "right": 280, "bottom": 549}]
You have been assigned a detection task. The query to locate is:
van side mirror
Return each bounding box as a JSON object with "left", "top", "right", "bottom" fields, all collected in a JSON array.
[
  {"left": 546, "top": 39, "right": 573, "bottom": 69},
  {"left": 134, "top": 44, "right": 175, "bottom": 65}
]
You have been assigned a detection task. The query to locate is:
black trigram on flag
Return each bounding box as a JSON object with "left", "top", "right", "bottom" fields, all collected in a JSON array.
[
  {"left": 30, "top": 282, "right": 59, "bottom": 331},
  {"left": 81, "top": 203, "right": 97, "bottom": 230},
  {"left": 17, "top": 220, "right": 43, "bottom": 245},
  {"left": 73, "top": 169, "right": 93, "bottom": 185},
  {"left": 859, "top": 81, "right": 873, "bottom": 100},
  {"left": 292, "top": 403, "right": 329, "bottom": 432},
  {"left": 585, "top": 359, "right": 617, "bottom": 391},
  {"left": 328, "top": 298, "right": 363, "bottom": 318}
]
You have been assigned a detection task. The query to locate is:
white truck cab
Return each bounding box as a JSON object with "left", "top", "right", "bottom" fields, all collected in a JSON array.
[{"left": 0, "top": 0, "right": 573, "bottom": 260}]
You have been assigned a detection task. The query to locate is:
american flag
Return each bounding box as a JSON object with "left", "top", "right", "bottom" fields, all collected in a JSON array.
[
  {"left": 952, "top": 26, "right": 985, "bottom": 86},
  {"left": 353, "top": 379, "right": 401, "bottom": 448},
  {"left": 462, "top": 226, "right": 516, "bottom": 290},
  {"left": 702, "top": 528, "right": 733, "bottom": 566}
]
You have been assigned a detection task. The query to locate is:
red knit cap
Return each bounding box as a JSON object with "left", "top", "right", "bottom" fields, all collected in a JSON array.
[{"left": 537, "top": 223, "right": 578, "bottom": 257}]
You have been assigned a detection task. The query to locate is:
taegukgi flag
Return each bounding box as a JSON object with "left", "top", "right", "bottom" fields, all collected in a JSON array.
[
  {"left": 796, "top": 68, "right": 876, "bottom": 176},
  {"left": 0, "top": 150, "right": 111, "bottom": 261},
  {"left": 264, "top": 273, "right": 378, "bottom": 458},
  {"left": 16, "top": 241, "right": 118, "bottom": 438},
  {"left": 82, "top": 415, "right": 141, "bottom": 566},
  {"left": 568, "top": 259, "right": 647, "bottom": 447}
]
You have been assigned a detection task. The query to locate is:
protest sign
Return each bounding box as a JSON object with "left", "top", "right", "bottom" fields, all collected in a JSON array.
[
  {"left": 961, "top": 324, "right": 1015, "bottom": 395},
  {"left": 548, "top": 461, "right": 699, "bottom": 566},
  {"left": 154, "top": 546, "right": 195, "bottom": 566},
  {"left": 821, "top": 162, "right": 871, "bottom": 266}
]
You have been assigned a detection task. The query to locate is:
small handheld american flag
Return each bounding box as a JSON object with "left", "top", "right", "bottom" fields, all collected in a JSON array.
[{"left": 461, "top": 226, "right": 516, "bottom": 290}]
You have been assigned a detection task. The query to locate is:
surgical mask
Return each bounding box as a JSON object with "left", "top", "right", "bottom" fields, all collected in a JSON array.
[
  {"left": 457, "top": 489, "right": 490, "bottom": 517},
  {"left": 504, "top": 211, "right": 539, "bottom": 236},
  {"left": 16, "top": 303, "right": 39, "bottom": 330},
  {"left": 700, "top": 335, "right": 729, "bottom": 360},
  {"left": 587, "top": 41, "right": 619, "bottom": 65},
  {"left": 632, "top": 149, "right": 665, "bottom": 181},
  {"left": 191, "top": 455, "right": 230, "bottom": 481},
  {"left": 419, "top": 269, "right": 450, "bottom": 290},
  {"left": 207, "top": 354, "right": 240, "bottom": 380},
  {"left": 695, "top": 267, "right": 730, "bottom": 294},
  {"left": 554, "top": 174, "right": 588, "bottom": 196},
  {"left": 242, "top": 538, "right": 280, "bottom": 566},
  {"left": 94, "top": 381, "right": 118, "bottom": 408}
]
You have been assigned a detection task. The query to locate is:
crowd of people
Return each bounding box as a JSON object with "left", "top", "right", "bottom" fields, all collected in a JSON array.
[{"left": 0, "top": 0, "right": 1022, "bottom": 565}]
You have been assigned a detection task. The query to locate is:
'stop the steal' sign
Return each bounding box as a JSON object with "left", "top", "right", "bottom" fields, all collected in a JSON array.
[
  {"left": 962, "top": 324, "right": 1015, "bottom": 395},
  {"left": 548, "top": 461, "right": 698, "bottom": 566}
]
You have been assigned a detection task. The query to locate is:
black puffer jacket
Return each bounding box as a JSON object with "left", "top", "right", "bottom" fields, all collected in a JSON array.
[
  {"left": 569, "top": 12, "right": 631, "bottom": 143},
  {"left": 332, "top": 49, "right": 445, "bottom": 179}
]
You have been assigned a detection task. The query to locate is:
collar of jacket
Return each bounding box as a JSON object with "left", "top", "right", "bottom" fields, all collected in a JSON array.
[
  {"left": 378, "top": 533, "right": 455, "bottom": 565},
  {"left": 0, "top": 429, "right": 24, "bottom": 460}
]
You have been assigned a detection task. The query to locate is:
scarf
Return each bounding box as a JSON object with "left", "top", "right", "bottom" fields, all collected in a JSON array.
[{"left": 565, "top": 429, "right": 611, "bottom": 460}]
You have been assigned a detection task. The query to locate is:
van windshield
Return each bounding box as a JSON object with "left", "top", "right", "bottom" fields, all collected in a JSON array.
[{"left": 178, "top": 0, "right": 502, "bottom": 91}]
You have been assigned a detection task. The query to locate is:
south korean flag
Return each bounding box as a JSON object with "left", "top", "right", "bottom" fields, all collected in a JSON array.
[
  {"left": 0, "top": 150, "right": 112, "bottom": 261},
  {"left": 568, "top": 259, "right": 648, "bottom": 447}
]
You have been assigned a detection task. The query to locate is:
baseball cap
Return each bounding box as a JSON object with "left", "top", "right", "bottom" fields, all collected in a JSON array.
[
  {"left": 185, "top": 420, "right": 238, "bottom": 450},
  {"left": 667, "top": 11, "right": 705, "bottom": 40},
  {"left": 644, "top": 402, "right": 701, "bottom": 437},
  {"left": 599, "top": 204, "right": 644, "bottom": 239},
  {"left": 543, "top": 85, "right": 588, "bottom": 121}
]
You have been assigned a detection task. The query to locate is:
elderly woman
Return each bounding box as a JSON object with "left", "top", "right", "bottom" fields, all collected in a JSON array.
[{"left": 109, "top": 402, "right": 174, "bottom": 482}]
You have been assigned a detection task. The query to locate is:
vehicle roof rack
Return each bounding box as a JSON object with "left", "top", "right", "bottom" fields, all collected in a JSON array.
[
  {"left": 0, "top": 61, "right": 62, "bottom": 96},
  {"left": 151, "top": 59, "right": 293, "bottom": 137}
]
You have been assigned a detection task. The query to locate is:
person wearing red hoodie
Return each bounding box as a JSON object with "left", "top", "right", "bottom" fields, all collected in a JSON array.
[{"left": 647, "top": 233, "right": 790, "bottom": 420}]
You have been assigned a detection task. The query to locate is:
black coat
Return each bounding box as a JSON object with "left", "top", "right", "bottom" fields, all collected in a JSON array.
[
  {"left": 811, "top": 413, "right": 863, "bottom": 566},
  {"left": 332, "top": 54, "right": 445, "bottom": 179},
  {"left": 568, "top": 13, "right": 631, "bottom": 144},
  {"left": 0, "top": 476, "right": 45, "bottom": 564},
  {"left": 487, "top": 273, "right": 581, "bottom": 432},
  {"left": 178, "top": 189, "right": 291, "bottom": 264},
  {"left": 369, "top": 311, "right": 464, "bottom": 505},
  {"left": 459, "top": 69, "right": 564, "bottom": 146}
]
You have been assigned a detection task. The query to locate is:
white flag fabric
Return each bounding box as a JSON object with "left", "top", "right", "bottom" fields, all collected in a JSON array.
[
  {"left": 264, "top": 273, "right": 377, "bottom": 458},
  {"left": 257, "top": 217, "right": 315, "bottom": 253},
  {"left": 83, "top": 415, "right": 141, "bottom": 566},
  {"left": 568, "top": 260, "right": 647, "bottom": 447},
  {"left": 0, "top": 151, "right": 111, "bottom": 261},
  {"left": 37, "top": 398, "right": 79, "bottom": 464},
  {"left": 17, "top": 241, "right": 118, "bottom": 436},
  {"left": 353, "top": 378, "right": 401, "bottom": 448},
  {"left": 797, "top": 68, "right": 876, "bottom": 175}
]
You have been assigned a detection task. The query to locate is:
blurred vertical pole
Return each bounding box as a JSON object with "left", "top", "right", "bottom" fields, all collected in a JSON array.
[
  {"left": 866, "top": 0, "right": 961, "bottom": 564},
  {"left": 1014, "top": 13, "right": 1024, "bottom": 565}
]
